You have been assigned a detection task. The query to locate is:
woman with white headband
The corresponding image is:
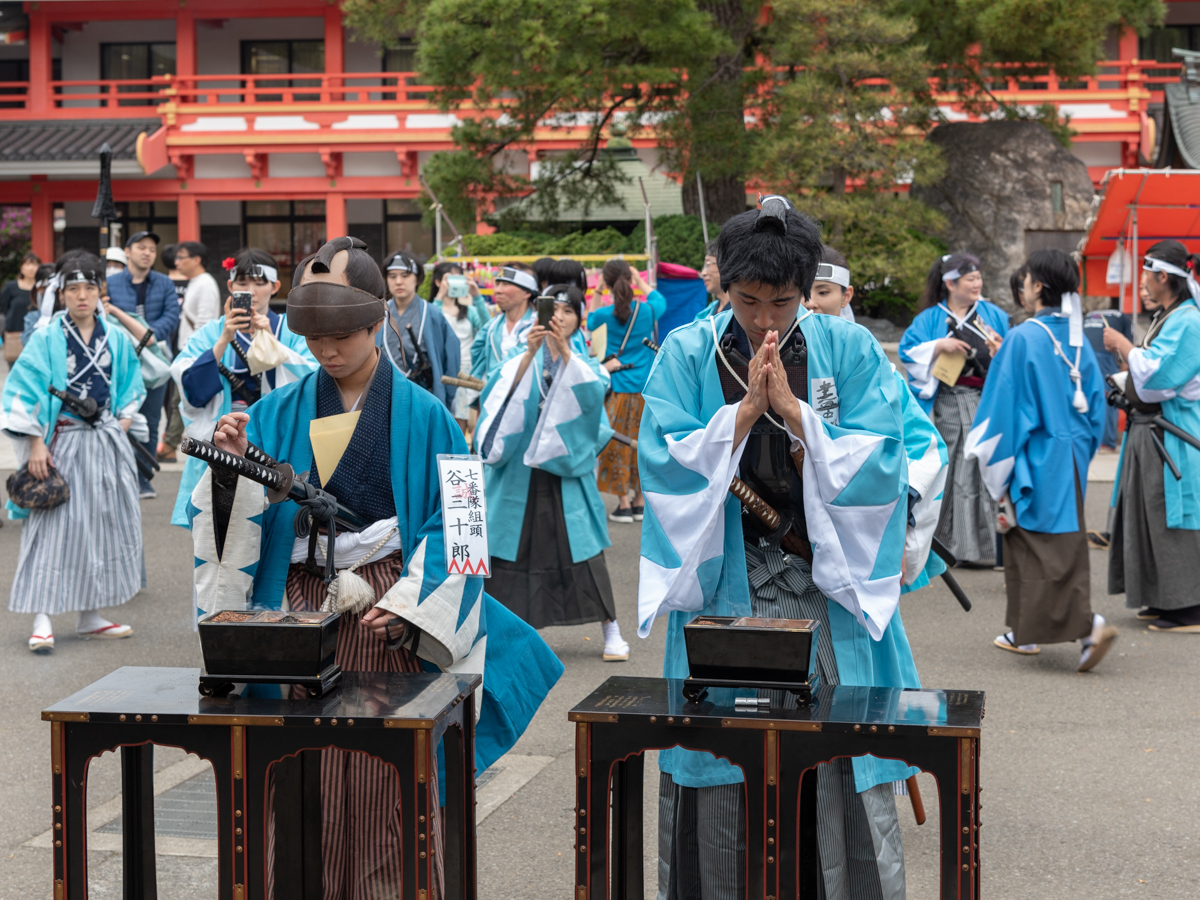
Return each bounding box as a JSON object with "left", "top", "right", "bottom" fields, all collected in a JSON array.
[
  {"left": 377, "top": 250, "right": 461, "bottom": 411},
  {"left": 899, "top": 252, "right": 1010, "bottom": 565},
  {"left": 965, "top": 248, "right": 1117, "bottom": 669},
  {"left": 168, "top": 247, "right": 317, "bottom": 527},
  {"left": 1, "top": 252, "right": 146, "bottom": 652},
  {"left": 1103, "top": 238, "right": 1200, "bottom": 633}
]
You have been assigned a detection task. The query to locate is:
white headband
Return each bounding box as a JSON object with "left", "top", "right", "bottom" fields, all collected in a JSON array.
[
  {"left": 496, "top": 267, "right": 539, "bottom": 294},
  {"left": 233, "top": 263, "right": 278, "bottom": 283},
  {"left": 942, "top": 265, "right": 979, "bottom": 283},
  {"left": 1144, "top": 256, "right": 1200, "bottom": 301},
  {"left": 386, "top": 258, "right": 416, "bottom": 274},
  {"left": 814, "top": 263, "right": 851, "bottom": 288}
]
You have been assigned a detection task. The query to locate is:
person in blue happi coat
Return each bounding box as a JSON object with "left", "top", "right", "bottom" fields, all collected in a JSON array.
[
  {"left": 638, "top": 198, "right": 919, "bottom": 899},
  {"left": 189, "top": 236, "right": 562, "bottom": 898}
]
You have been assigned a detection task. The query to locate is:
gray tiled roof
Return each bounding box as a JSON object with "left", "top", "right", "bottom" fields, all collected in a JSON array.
[{"left": 0, "top": 119, "right": 159, "bottom": 162}]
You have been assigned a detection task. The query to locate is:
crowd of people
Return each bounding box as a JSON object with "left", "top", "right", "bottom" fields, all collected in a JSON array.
[{"left": 2, "top": 194, "right": 1198, "bottom": 897}]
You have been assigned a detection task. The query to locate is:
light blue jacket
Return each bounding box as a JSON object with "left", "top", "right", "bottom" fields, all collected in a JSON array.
[{"left": 899, "top": 300, "right": 1011, "bottom": 413}]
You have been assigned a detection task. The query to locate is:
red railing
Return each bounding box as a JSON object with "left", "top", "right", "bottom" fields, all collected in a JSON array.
[{"left": 0, "top": 61, "right": 1184, "bottom": 121}]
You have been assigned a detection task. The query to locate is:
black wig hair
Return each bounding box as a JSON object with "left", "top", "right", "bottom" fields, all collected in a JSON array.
[
  {"left": 920, "top": 252, "right": 981, "bottom": 309},
  {"left": 56, "top": 249, "right": 104, "bottom": 284},
  {"left": 548, "top": 258, "right": 587, "bottom": 292},
  {"left": 715, "top": 202, "right": 823, "bottom": 297},
  {"left": 544, "top": 282, "right": 584, "bottom": 331},
  {"left": 1144, "top": 239, "right": 1200, "bottom": 303},
  {"left": 533, "top": 257, "right": 557, "bottom": 289},
  {"left": 1025, "top": 249, "right": 1079, "bottom": 305},
  {"left": 310, "top": 237, "right": 388, "bottom": 299},
  {"left": 819, "top": 244, "right": 848, "bottom": 268}
]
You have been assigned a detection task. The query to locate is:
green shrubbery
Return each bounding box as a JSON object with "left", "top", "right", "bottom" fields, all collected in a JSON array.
[{"left": 453, "top": 215, "right": 715, "bottom": 271}]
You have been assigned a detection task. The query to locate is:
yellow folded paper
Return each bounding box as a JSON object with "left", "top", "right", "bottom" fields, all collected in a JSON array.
[
  {"left": 309, "top": 411, "right": 361, "bottom": 482},
  {"left": 931, "top": 351, "right": 967, "bottom": 386},
  {"left": 590, "top": 322, "right": 608, "bottom": 360}
]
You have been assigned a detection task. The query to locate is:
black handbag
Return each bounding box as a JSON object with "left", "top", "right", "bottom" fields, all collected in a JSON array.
[{"left": 6, "top": 464, "right": 70, "bottom": 510}]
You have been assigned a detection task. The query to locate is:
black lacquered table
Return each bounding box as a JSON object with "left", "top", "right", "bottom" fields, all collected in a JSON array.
[
  {"left": 569, "top": 676, "right": 985, "bottom": 900},
  {"left": 42, "top": 666, "right": 480, "bottom": 900}
]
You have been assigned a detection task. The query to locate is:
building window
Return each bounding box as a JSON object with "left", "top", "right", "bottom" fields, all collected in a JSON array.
[
  {"left": 243, "top": 200, "right": 326, "bottom": 298},
  {"left": 1140, "top": 27, "right": 1200, "bottom": 77},
  {"left": 382, "top": 42, "right": 428, "bottom": 100},
  {"left": 101, "top": 43, "right": 176, "bottom": 106},
  {"left": 1051, "top": 181, "right": 1064, "bottom": 215},
  {"left": 385, "top": 199, "right": 433, "bottom": 261},
  {"left": 242, "top": 41, "right": 324, "bottom": 102}
]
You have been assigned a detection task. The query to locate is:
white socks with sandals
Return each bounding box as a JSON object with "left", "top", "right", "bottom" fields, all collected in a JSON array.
[{"left": 602, "top": 620, "right": 630, "bottom": 661}]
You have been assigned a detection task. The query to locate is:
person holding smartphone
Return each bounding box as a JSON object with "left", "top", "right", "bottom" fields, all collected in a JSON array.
[
  {"left": 432, "top": 261, "right": 489, "bottom": 432},
  {"left": 167, "top": 248, "right": 317, "bottom": 528},
  {"left": 477, "top": 283, "right": 629, "bottom": 660}
]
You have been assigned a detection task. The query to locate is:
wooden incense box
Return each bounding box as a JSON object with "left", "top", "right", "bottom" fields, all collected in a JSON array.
[
  {"left": 682, "top": 615, "right": 820, "bottom": 704},
  {"left": 197, "top": 609, "right": 342, "bottom": 697}
]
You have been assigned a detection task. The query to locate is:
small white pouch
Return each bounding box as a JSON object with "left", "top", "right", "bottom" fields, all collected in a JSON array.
[{"left": 245, "top": 328, "right": 289, "bottom": 375}]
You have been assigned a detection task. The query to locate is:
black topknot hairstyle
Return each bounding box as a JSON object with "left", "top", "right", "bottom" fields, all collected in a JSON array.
[
  {"left": 715, "top": 200, "right": 823, "bottom": 298},
  {"left": 309, "top": 236, "right": 387, "bottom": 299}
]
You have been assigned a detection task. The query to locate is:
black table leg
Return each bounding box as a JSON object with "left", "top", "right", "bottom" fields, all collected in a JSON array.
[
  {"left": 55, "top": 723, "right": 235, "bottom": 900},
  {"left": 443, "top": 695, "right": 477, "bottom": 900},
  {"left": 271, "top": 751, "right": 322, "bottom": 899},
  {"left": 609, "top": 754, "right": 644, "bottom": 900},
  {"left": 121, "top": 743, "right": 158, "bottom": 900}
]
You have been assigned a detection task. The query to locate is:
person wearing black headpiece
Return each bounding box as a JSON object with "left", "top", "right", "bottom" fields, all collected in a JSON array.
[
  {"left": 2, "top": 252, "right": 146, "bottom": 652},
  {"left": 1103, "top": 239, "right": 1200, "bottom": 632},
  {"left": 638, "top": 197, "right": 918, "bottom": 899},
  {"left": 191, "top": 237, "right": 563, "bottom": 897},
  {"left": 899, "top": 253, "right": 1011, "bottom": 565}
]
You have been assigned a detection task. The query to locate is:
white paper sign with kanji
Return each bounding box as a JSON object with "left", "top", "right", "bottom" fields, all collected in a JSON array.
[{"left": 437, "top": 454, "right": 491, "bottom": 577}]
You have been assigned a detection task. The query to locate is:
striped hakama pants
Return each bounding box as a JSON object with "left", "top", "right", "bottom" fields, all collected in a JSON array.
[
  {"left": 8, "top": 415, "right": 145, "bottom": 614},
  {"left": 932, "top": 385, "right": 997, "bottom": 565},
  {"left": 266, "top": 550, "right": 444, "bottom": 900},
  {"left": 657, "top": 541, "right": 905, "bottom": 900}
]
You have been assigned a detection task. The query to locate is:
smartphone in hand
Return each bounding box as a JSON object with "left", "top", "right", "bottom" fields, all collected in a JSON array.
[
  {"left": 536, "top": 295, "right": 555, "bottom": 329},
  {"left": 231, "top": 291, "right": 253, "bottom": 316}
]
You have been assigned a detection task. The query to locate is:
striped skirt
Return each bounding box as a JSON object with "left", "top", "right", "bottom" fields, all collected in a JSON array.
[
  {"left": 658, "top": 541, "right": 905, "bottom": 900},
  {"left": 8, "top": 415, "right": 145, "bottom": 615},
  {"left": 595, "top": 391, "right": 644, "bottom": 497},
  {"left": 267, "top": 550, "right": 444, "bottom": 900},
  {"left": 932, "top": 385, "right": 997, "bottom": 565}
]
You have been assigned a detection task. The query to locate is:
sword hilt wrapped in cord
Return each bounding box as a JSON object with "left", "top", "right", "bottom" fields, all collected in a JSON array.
[
  {"left": 134, "top": 328, "right": 154, "bottom": 357},
  {"left": 441, "top": 373, "right": 486, "bottom": 391},
  {"left": 217, "top": 360, "right": 259, "bottom": 405}
]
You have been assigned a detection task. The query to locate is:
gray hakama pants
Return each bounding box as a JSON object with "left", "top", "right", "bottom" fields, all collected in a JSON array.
[
  {"left": 8, "top": 415, "right": 145, "bottom": 615},
  {"left": 1108, "top": 417, "right": 1200, "bottom": 610},
  {"left": 932, "top": 385, "right": 997, "bottom": 565},
  {"left": 657, "top": 541, "right": 905, "bottom": 900}
]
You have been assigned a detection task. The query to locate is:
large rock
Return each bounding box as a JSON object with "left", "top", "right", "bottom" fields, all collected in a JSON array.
[{"left": 911, "top": 121, "right": 1094, "bottom": 314}]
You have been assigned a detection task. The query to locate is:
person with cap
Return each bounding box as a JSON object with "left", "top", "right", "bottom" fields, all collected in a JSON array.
[
  {"left": 899, "top": 252, "right": 1010, "bottom": 565},
  {"left": 1, "top": 252, "right": 146, "bottom": 653},
  {"left": 378, "top": 250, "right": 461, "bottom": 411},
  {"left": 965, "top": 248, "right": 1117, "bottom": 668},
  {"left": 167, "top": 247, "right": 317, "bottom": 528},
  {"left": 477, "top": 283, "right": 630, "bottom": 659},
  {"left": 106, "top": 230, "right": 182, "bottom": 499},
  {"left": 190, "top": 237, "right": 563, "bottom": 897},
  {"left": 469, "top": 262, "right": 538, "bottom": 383},
  {"left": 1103, "top": 239, "right": 1200, "bottom": 633},
  {"left": 639, "top": 198, "right": 919, "bottom": 899}
]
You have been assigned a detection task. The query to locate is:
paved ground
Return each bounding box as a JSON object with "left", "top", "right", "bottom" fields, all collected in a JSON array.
[{"left": 0, "top": 468, "right": 1196, "bottom": 899}]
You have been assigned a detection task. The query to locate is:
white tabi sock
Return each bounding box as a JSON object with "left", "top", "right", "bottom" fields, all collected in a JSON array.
[
  {"left": 77, "top": 610, "right": 115, "bottom": 633},
  {"left": 32, "top": 613, "right": 52, "bottom": 638}
]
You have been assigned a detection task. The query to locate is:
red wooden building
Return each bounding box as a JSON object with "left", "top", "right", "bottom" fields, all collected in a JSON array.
[{"left": 0, "top": 0, "right": 1197, "bottom": 284}]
